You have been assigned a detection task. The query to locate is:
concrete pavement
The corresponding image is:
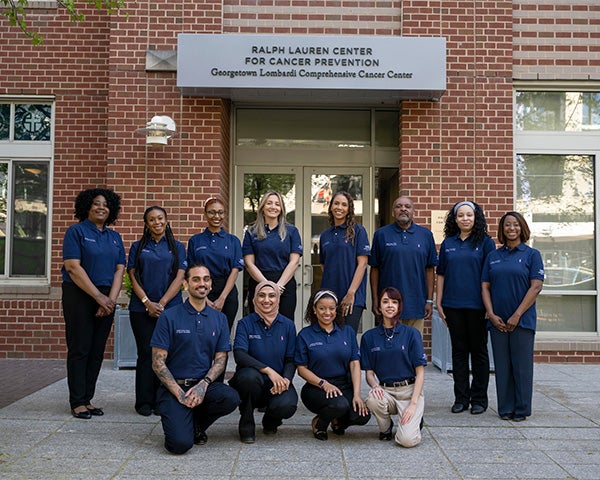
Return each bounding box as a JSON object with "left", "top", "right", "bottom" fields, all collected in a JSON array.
[{"left": 1, "top": 362, "right": 599, "bottom": 479}]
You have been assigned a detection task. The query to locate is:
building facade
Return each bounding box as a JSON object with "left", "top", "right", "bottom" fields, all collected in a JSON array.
[{"left": 1, "top": 0, "right": 599, "bottom": 362}]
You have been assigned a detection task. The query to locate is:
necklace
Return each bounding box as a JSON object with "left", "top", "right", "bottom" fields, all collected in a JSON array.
[{"left": 384, "top": 327, "right": 394, "bottom": 341}]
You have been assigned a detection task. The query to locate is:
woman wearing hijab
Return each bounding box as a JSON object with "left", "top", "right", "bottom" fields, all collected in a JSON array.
[{"left": 229, "top": 281, "right": 298, "bottom": 443}]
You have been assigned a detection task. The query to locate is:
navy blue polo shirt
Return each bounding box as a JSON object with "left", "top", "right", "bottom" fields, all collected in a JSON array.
[
  {"left": 150, "top": 300, "right": 231, "bottom": 379},
  {"left": 319, "top": 223, "right": 370, "bottom": 307},
  {"left": 360, "top": 323, "right": 427, "bottom": 383},
  {"left": 187, "top": 228, "right": 244, "bottom": 279},
  {"left": 127, "top": 237, "right": 187, "bottom": 313},
  {"left": 242, "top": 224, "right": 303, "bottom": 272},
  {"left": 62, "top": 219, "right": 126, "bottom": 286},
  {"left": 437, "top": 234, "right": 496, "bottom": 310},
  {"left": 233, "top": 312, "right": 296, "bottom": 374},
  {"left": 369, "top": 222, "right": 438, "bottom": 318},
  {"left": 294, "top": 323, "right": 359, "bottom": 379},
  {"left": 481, "top": 243, "right": 545, "bottom": 331}
]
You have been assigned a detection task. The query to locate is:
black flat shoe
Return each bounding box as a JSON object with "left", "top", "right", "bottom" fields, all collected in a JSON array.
[
  {"left": 451, "top": 403, "right": 467, "bottom": 413},
  {"left": 194, "top": 428, "right": 208, "bottom": 445},
  {"left": 499, "top": 413, "right": 514, "bottom": 420},
  {"left": 71, "top": 409, "right": 92, "bottom": 419},
  {"left": 262, "top": 426, "right": 277, "bottom": 435},
  {"left": 379, "top": 420, "right": 393, "bottom": 441},
  {"left": 87, "top": 407, "right": 104, "bottom": 416},
  {"left": 312, "top": 416, "right": 328, "bottom": 441},
  {"left": 240, "top": 435, "right": 256, "bottom": 444},
  {"left": 470, "top": 405, "right": 486, "bottom": 415},
  {"left": 512, "top": 414, "right": 526, "bottom": 422},
  {"left": 330, "top": 418, "right": 345, "bottom": 436},
  {"left": 136, "top": 405, "right": 152, "bottom": 417}
]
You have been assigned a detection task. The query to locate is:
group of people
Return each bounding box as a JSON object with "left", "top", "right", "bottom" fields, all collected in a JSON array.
[{"left": 61, "top": 187, "right": 544, "bottom": 455}]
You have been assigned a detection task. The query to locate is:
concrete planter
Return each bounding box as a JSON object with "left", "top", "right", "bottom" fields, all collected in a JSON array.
[{"left": 113, "top": 306, "right": 137, "bottom": 369}]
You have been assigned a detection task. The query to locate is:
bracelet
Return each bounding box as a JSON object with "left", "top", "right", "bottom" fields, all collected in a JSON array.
[
  {"left": 426, "top": 299, "right": 434, "bottom": 304},
  {"left": 141, "top": 296, "right": 149, "bottom": 304},
  {"left": 203, "top": 376, "right": 213, "bottom": 385},
  {"left": 318, "top": 379, "right": 326, "bottom": 389}
]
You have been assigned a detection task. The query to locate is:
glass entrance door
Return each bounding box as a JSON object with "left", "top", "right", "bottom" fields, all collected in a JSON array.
[{"left": 235, "top": 166, "right": 371, "bottom": 331}]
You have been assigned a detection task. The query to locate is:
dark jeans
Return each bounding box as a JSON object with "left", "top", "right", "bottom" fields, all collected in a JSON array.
[
  {"left": 208, "top": 276, "right": 239, "bottom": 331},
  {"left": 62, "top": 282, "right": 114, "bottom": 409},
  {"left": 248, "top": 272, "right": 296, "bottom": 321},
  {"left": 445, "top": 307, "right": 490, "bottom": 408},
  {"left": 129, "top": 310, "right": 160, "bottom": 411},
  {"left": 157, "top": 381, "right": 240, "bottom": 454},
  {"left": 343, "top": 306, "right": 365, "bottom": 335},
  {"left": 490, "top": 326, "right": 535, "bottom": 417},
  {"left": 301, "top": 375, "right": 371, "bottom": 431},
  {"left": 229, "top": 367, "right": 298, "bottom": 437}
]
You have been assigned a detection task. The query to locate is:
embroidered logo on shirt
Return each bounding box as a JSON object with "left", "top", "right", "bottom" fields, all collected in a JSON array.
[
  {"left": 249, "top": 334, "right": 262, "bottom": 340},
  {"left": 84, "top": 237, "right": 96, "bottom": 242},
  {"left": 175, "top": 329, "right": 191, "bottom": 334},
  {"left": 385, "top": 242, "right": 398, "bottom": 247},
  {"left": 309, "top": 342, "right": 324, "bottom": 348},
  {"left": 370, "top": 346, "right": 381, "bottom": 352}
]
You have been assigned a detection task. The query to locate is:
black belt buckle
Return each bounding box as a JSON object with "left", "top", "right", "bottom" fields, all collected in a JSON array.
[
  {"left": 381, "top": 377, "right": 415, "bottom": 388},
  {"left": 178, "top": 378, "right": 199, "bottom": 386}
]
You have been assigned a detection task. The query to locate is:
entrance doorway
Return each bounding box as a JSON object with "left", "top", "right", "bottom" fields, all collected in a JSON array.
[
  {"left": 234, "top": 167, "right": 370, "bottom": 330},
  {"left": 232, "top": 107, "right": 400, "bottom": 332}
]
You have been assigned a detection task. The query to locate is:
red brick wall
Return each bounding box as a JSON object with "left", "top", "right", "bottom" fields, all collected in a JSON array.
[{"left": 0, "top": 1, "right": 598, "bottom": 362}]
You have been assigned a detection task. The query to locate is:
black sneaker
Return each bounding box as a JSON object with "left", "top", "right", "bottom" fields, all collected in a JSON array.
[
  {"left": 194, "top": 427, "right": 208, "bottom": 445},
  {"left": 379, "top": 420, "right": 393, "bottom": 441}
]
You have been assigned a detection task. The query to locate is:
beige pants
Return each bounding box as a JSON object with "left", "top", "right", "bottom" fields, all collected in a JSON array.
[
  {"left": 401, "top": 318, "right": 424, "bottom": 336},
  {"left": 366, "top": 384, "right": 424, "bottom": 448}
]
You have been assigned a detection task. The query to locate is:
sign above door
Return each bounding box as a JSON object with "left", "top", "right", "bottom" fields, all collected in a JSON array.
[{"left": 177, "top": 34, "right": 446, "bottom": 105}]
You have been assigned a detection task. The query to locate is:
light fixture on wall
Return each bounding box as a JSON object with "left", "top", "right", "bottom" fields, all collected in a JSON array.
[{"left": 136, "top": 115, "right": 176, "bottom": 146}]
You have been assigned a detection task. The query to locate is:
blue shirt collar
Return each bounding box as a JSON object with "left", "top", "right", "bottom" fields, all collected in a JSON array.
[
  {"left": 82, "top": 218, "right": 107, "bottom": 232},
  {"left": 392, "top": 222, "right": 416, "bottom": 233},
  {"left": 502, "top": 242, "right": 526, "bottom": 252},
  {"left": 203, "top": 227, "right": 226, "bottom": 238},
  {"left": 310, "top": 321, "right": 341, "bottom": 334},
  {"left": 183, "top": 299, "right": 209, "bottom": 315}
]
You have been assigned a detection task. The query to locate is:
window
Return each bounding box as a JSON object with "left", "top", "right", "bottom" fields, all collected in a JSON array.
[{"left": 0, "top": 100, "right": 52, "bottom": 280}]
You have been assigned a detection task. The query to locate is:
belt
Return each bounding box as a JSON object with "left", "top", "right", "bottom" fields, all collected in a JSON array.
[
  {"left": 176, "top": 378, "right": 200, "bottom": 386},
  {"left": 380, "top": 378, "right": 415, "bottom": 387}
]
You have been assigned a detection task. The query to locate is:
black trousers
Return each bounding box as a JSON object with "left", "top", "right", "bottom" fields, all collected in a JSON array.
[
  {"left": 229, "top": 367, "right": 298, "bottom": 437},
  {"left": 157, "top": 381, "right": 240, "bottom": 454},
  {"left": 62, "top": 281, "right": 114, "bottom": 409},
  {"left": 247, "top": 272, "right": 296, "bottom": 321},
  {"left": 208, "top": 276, "right": 239, "bottom": 331},
  {"left": 129, "top": 310, "right": 160, "bottom": 411},
  {"left": 445, "top": 307, "right": 490, "bottom": 408},
  {"left": 301, "top": 375, "right": 371, "bottom": 431}
]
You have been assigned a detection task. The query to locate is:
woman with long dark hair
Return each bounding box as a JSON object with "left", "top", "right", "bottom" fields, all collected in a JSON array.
[
  {"left": 62, "top": 188, "right": 125, "bottom": 419},
  {"left": 243, "top": 191, "right": 302, "bottom": 321},
  {"left": 187, "top": 197, "right": 244, "bottom": 330},
  {"left": 128, "top": 206, "right": 186, "bottom": 416},
  {"left": 436, "top": 201, "right": 495, "bottom": 415},
  {"left": 319, "top": 191, "right": 370, "bottom": 334},
  {"left": 295, "top": 289, "right": 370, "bottom": 441}
]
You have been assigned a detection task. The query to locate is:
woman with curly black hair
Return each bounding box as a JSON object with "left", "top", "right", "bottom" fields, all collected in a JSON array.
[
  {"left": 295, "top": 289, "right": 370, "bottom": 440},
  {"left": 127, "top": 206, "right": 186, "bottom": 416},
  {"left": 436, "top": 201, "right": 495, "bottom": 415},
  {"left": 62, "top": 188, "right": 126, "bottom": 419},
  {"left": 318, "top": 191, "right": 370, "bottom": 334}
]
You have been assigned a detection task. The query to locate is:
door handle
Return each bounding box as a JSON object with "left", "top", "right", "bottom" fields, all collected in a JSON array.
[{"left": 304, "top": 264, "right": 313, "bottom": 286}]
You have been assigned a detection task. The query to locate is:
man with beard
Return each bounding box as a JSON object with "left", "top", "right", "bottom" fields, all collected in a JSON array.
[
  {"left": 369, "top": 197, "right": 438, "bottom": 336},
  {"left": 151, "top": 263, "right": 240, "bottom": 454}
]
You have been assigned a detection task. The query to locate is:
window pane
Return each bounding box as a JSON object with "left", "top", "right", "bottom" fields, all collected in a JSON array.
[
  {"left": 0, "top": 163, "right": 7, "bottom": 275},
  {"left": 0, "top": 104, "right": 9, "bottom": 140},
  {"left": 537, "top": 295, "right": 596, "bottom": 332},
  {"left": 374, "top": 110, "right": 399, "bottom": 147},
  {"left": 14, "top": 104, "right": 51, "bottom": 141},
  {"left": 237, "top": 109, "right": 370, "bottom": 147},
  {"left": 516, "top": 91, "right": 600, "bottom": 132},
  {"left": 516, "top": 154, "right": 595, "bottom": 330},
  {"left": 11, "top": 162, "right": 49, "bottom": 276}
]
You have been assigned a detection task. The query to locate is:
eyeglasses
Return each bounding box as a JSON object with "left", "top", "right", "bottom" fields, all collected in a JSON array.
[{"left": 207, "top": 210, "right": 225, "bottom": 216}]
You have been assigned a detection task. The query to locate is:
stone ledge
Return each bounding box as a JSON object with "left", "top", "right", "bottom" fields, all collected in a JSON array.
[{"left": 535, "top": 338, "right": 600, "bottom": 352}]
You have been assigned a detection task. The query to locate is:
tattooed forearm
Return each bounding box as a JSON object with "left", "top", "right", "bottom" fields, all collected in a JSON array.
[
  {"left": 152, "top": 347, "right": 181, "bottom": 399},
  {"left": 205, "top": 351, "right": 227, "bottom": 380}
]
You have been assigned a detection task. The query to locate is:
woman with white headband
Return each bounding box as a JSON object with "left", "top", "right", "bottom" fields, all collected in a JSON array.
[
  {"left": 436, "top": 201, "right": 495, "bottom": 415},
  {"left": 295, "top": 289, "right": 370, "bottom": 441}
]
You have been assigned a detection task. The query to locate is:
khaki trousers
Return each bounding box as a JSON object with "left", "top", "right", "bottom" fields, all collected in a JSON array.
[{"left": 366, "top": 384, "right": 424, "bottom": 448}]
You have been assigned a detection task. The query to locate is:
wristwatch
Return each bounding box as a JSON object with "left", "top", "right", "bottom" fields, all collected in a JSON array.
[{"left": 203, "top": 376, "right": 213, "bottom": 385}]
